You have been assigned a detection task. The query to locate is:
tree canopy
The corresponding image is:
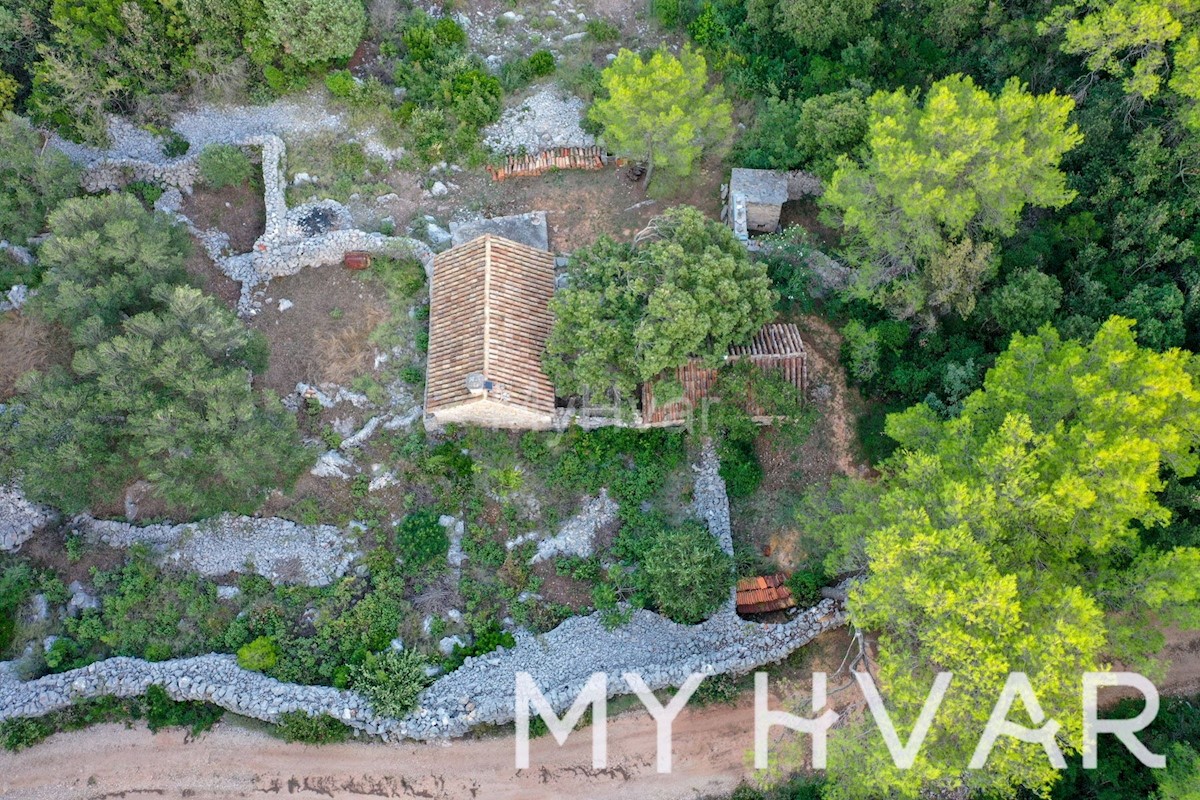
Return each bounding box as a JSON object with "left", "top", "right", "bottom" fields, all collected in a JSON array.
[
  {"left": 543, "top": 205, "right": 776, "bottom": 399},
  {"left": 0, "top": 112, "right": 79, "bottom": 247},
  {"left": 34, "top": 193, "right": 192, "bottom": 340},
  {"left": 822, "top": 74, "right": 1082, "bottom": 324},
  {"left": 810, "top": 317, "right": 1200, "bottom": 798},
  {"left": 589, "top": 47, "right": 732, "bottom": 186}
]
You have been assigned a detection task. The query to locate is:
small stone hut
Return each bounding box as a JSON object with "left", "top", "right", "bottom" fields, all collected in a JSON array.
[
  {"left": 641, "top": 323, "right": 809, "bottom": 426},
  {"left": 729, "top": 168, "right": 790, "bottom": 233},
  {"left": 425, "top": 235, "right": 558, "bottom": 429}
]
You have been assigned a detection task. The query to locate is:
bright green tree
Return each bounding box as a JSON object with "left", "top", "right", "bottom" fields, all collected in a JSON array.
[
  {"left": 259, "top": 0, "right": 365, "bottom": 67},
  {"left": 0, "top": 113, "right": 79, "bottom": 247},
  {"left": 1043, "top": 0, "right": 1200, "bottom": 128},
  {"left": 588, "top": 47, "right": 732, "bottom": 187},
  {"left": 34, "top": 193, "right": 191, "bottom": 341},
  {"left": 543, "top": 206, "right": 775, "bottom": 398},
  {"left": 822, "top": 75, "right": 1081, "bottom": 323},
  {"left": 805, "top": 317, "right": 1200, "bottom": 799}
]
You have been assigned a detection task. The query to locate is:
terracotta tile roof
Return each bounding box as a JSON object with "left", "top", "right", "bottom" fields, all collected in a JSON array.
[
  {"left": 641, "top": 323, "right": 808, "bottom": 426},
  {"left": 736, "top": 573, "right": 796, "bottom": 615},
  {"left": 425, "top": 235, "right": 557, "bottom": 417}
]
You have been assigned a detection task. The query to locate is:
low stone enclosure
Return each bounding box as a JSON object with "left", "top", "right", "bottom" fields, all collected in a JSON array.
[
  {"left": 0, "top": 444, "right": 849, "bottom": 742},
  {"left": 73, "top": 133, "right": 433, "bottom": 314}
]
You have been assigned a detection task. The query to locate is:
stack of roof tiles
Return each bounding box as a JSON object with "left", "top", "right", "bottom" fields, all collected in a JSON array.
[{"left": 736, "top": 573, "right": 796, "bottom": 615}]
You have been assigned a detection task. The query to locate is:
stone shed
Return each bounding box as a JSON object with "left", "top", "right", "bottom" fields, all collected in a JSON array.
[
  {"left": 729, "top": 168, "right": 790, "bottom": 234},
  {"left": 641, "top": 323, "right": 808, "bottom": 426},
  {"left": 425, "top": 234, "right": 558, "bottom": 430}
]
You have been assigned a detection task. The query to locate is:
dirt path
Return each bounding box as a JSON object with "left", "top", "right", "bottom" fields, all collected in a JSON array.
[{"left": 0, "top": 700, "right": 761, "bottom": 800}]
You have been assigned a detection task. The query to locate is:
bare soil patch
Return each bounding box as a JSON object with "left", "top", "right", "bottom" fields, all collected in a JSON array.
[
  {"left": 0, "top": 312, "right": 71, "bottom": 401},
  {"left": 179, "top": 180, "right": 266, "bottom": 254},
  {"left": 17, "top": 525, "right": 127, "bottom": 586},
  {"left": 247, "top": 267, "right": 393, "bottom": 397},
  {"left": 779, "top": 199, "right": 841, "bottom": 249},
  {"left": 183, "top": 235, "right": 240, "bottom": 310},
  {"left": 442, "top": 161, "right": 725, "bottom": 252}
]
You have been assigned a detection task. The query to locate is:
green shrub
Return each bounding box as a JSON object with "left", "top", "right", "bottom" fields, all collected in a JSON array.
[
  {"left": 786, "top": 567, "right": 827, "bottom": 606},
  {"left": 450, "top": 69, "right": 503, "bottom": 127},
  {"left": 161, "top": 131, "right": 190, "bottom": 158},
  {"left": 370, "top": 254, "right": 426, "bottom": 300},
  {"left": 637, "top": 521, "right": 734, "bottom": 624},
  {"left": 325, "top": 69, "right": 357, "bottom": 98},
  {"left": 276, "top": 711, "right": 352, "bottom": 743},
  {"left": 443, "top": 620, "right": 515, "bottom": 670},
  {"left": 127, "top": 181, "right": 164, "bottom": 209},
  {"left": 348, "top": 649, "right": 431, "bottom": 716},
  {"left": 585, "top": 18, "right": 621, "bottom": 42},
  {"left": 692, "top": 673, "right": 741, "bottom": 706},
  {"left": 394, "top": 510, "right": 449, "bottom": 571},
  {"left": 237, "top": 635, "right": 279, "bottom": 671},
  {"left": 143, "top": 685, "right": 224, "bottom": 734},
  {"left": 198, "top": 144, "right": 255, "bottom": 189},
  {"left": 260, "top": 0, "right": 366, "bottom": 67},
  {"left": 0, "top": 114, "right": 81, "bottom": 247},
  {"left": 528, "top": 50, "right": 556, "bottom": 77},
  {"left": 0, "top": 71, "right": 17, "bottom": 113},
  {"left": 0, "top": 563, "right": 35, "bottom": 654},
  {"left": 1, "top": 717, "right": 52, "bottom": 752}
]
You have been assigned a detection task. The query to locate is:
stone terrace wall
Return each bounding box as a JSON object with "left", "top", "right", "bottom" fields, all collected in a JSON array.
[
  {"left": 0, "top": 601, "right": 845, "bottom": 741},
  {"left": 0, "top": 444, "right": 847, "bottom": 742}
]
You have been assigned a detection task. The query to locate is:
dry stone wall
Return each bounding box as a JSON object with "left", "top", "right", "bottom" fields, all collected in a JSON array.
[{"left": 0, "top": 449, "right": 847, "bottom": 742}]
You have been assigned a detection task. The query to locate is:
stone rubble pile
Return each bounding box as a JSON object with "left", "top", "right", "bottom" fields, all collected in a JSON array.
[
  {"left": 78, "top": 513, "right": 355, "bottom": 587},
  {"left": 529, "top": 490, "right": 617, "bottom": 562},
  {"left": 482, "top": 87, "right": 596, "bottom": 154},
  {"left": 0, "top": 485, "right": 56, "bottom": 552}
]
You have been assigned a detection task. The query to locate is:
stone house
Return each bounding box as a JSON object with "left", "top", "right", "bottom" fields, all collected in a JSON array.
[
  {"left": 424, "top": 234, "right": 558, "bottom": 430},
  {"left": 728, "top": 168, "right": 790, "bottom": 235}
]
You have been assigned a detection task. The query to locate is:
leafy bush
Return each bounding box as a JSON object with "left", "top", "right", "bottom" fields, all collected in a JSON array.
[
  {"left": 370, "top": 254, "right": 426, "bottom": 300},
  {"left": 199, "top": 144, "right": 255, "bottom": 189},
  {"left": 394, "top": 511, "right": 449, "bottom": 572},
  {"left": 443, "top": 620, "right": 515, "bottom": 670},
  {"left": 0, "top": 113, "right": 81, "bottom": 247},
  {"left": 324, "top": 69, "right": 357, "bottom": 98},
  {"left": 276, "top": 711, "right": 352, "bottom": 743},
  {"left": 691, "top": 673, "right": 741, "bottom": 706},
  {"left": 585, "top": 18, "right": 621, "bottom": 42},
  {"left": 0, "top": 71, "right": 18, "bottom": 113},
  {"left": 637, "top": 520, "right": 734, "bottom": 624},
  {"left": 348, "top": 649, "right": 431, "bottom": 716},
  {"left": 450, "top": 69, "right": 503, "bottom": 127},
  {"left": 143, "top": 685, "right": 224, "bottom": 734},
  {"left": 127, "top": 180, "right": 164, "bottom": 209},
  {"left": 786, "top": 567, "right": 827, "bottom": 606},
  {"left": 528, "top": 50, "right": 556, "bottom": 77},
  {"left": 236, "top": 636, "right": 279, "bottom": 671},
  {"left": 0, "top": 563, "right": 34, "bottom": 654},
  {"left": 1, "top": 717, "right": 52, "bottom": 752},
  {"left": 160, "top": 131, "right": 189, "bottom": 158}
]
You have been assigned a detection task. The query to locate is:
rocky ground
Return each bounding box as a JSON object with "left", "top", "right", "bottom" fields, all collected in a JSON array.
[{"left": 483, "top": 86, "right": 597, "bottom": 154}]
